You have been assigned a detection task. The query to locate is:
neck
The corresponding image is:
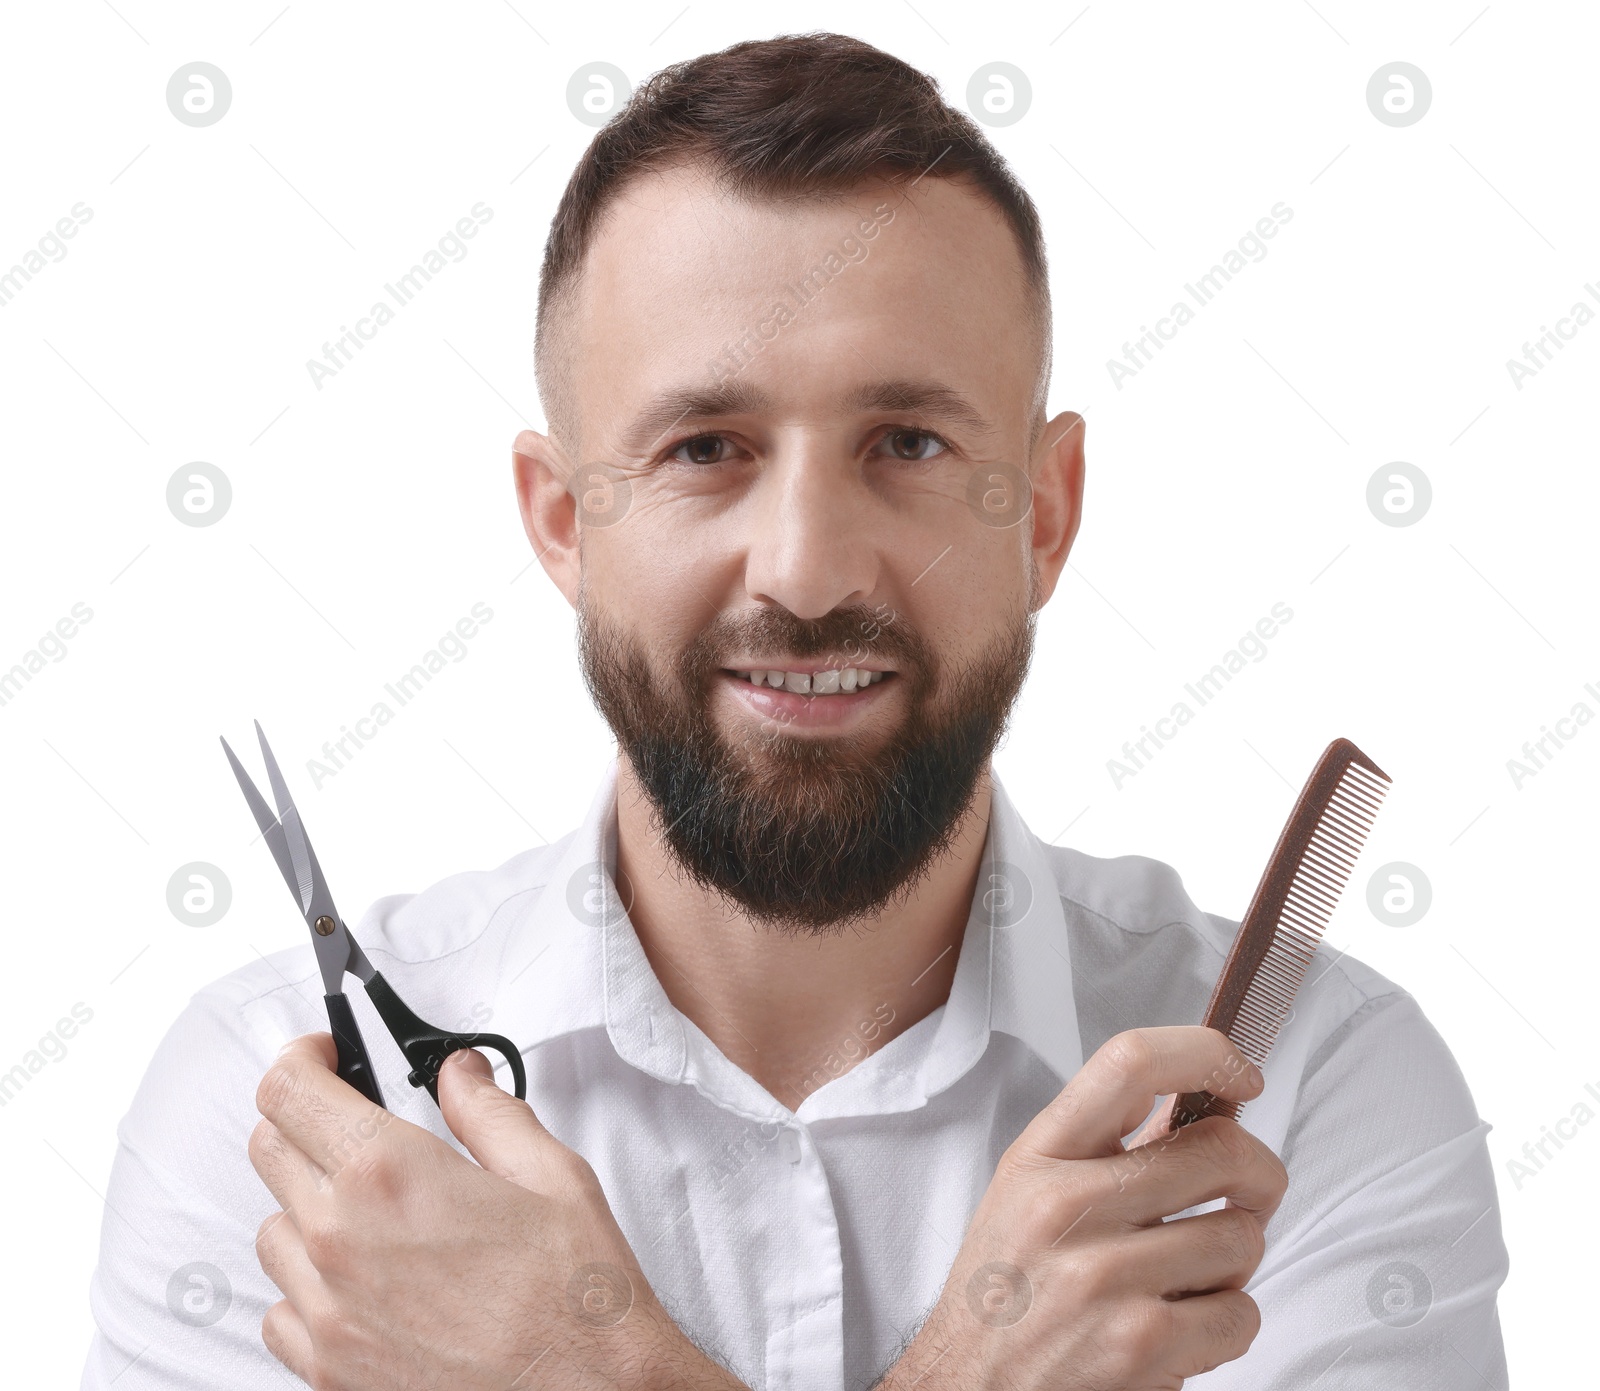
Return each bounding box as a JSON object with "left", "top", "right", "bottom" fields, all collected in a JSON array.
[{"left": 612, "top": 758, "right": 994, "bottom": 1112}]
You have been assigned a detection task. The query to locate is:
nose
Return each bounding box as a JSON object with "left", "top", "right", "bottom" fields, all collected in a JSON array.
[{"left": 741, "top": 442, "right": 879, "bottom": 620}]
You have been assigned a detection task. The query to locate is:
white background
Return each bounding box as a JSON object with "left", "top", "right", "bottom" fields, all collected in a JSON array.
[{"left": 1, "top": 1, "right": 1591, "bottom": 1383}]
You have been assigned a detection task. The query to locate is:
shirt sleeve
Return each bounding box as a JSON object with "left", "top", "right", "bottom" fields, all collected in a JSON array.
[
  {"left": 79, "top": 985, "right": 301, "bottom": 1390},
  {"left": 1191, "top": 988, "right": 1511, "bottom": 1390}
]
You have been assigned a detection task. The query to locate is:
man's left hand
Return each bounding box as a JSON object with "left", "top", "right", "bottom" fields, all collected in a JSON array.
[{"left": 249, "top": 1034, "right": 744, "bottom": 1390}]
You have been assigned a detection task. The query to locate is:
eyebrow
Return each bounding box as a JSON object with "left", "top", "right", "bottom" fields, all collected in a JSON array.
[
  {"left": 618, "top": 381, "right": 769, "bottom": 455},
  {"left": 846, "top": 381, "right": 1000, "bottom": 439},
  {"left": 616, "top": 378, "right": 1000, "bottom": 455}
]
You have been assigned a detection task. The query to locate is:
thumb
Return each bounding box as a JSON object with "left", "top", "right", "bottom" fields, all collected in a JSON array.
[{"left": 436, "top": 1048, "right": 552, "bottom": 1189}]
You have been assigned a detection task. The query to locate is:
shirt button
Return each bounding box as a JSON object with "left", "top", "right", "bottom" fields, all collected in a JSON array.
[{"left": 779, "top": 1126, "right": 802, "bottom": 1164}]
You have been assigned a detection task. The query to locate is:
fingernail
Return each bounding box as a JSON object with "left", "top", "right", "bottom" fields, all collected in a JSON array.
[
  {"left": 1247, "top": 1062, "right": 1265, "bottom": 1088},
  {"left": 449, "top": 1048, "right": 493, "bottom": 1080}
]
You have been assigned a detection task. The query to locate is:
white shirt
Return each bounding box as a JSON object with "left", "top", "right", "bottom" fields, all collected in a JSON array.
[{"left": 81, "top": 757, "right": 1509, "bottom": 1390}]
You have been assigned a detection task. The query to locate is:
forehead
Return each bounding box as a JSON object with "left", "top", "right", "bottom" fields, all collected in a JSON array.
[{"left": 565, "top": 162, "right": 1038, "bottom": 447}]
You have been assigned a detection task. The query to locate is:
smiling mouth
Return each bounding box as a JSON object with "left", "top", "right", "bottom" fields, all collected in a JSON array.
[{"left": 725, "top": 667, "right": 894, "bottom": 695}]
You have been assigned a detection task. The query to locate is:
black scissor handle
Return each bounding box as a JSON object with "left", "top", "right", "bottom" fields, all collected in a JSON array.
[
  {"left": 409, "top": 1030, "right": 528, "bottom": 1105},
  {"left": 364, "top": 971, "right": 528, "bottom": 1105},
  {"left": 325, "top": 992, "right": 386, "bottom": 1108}
]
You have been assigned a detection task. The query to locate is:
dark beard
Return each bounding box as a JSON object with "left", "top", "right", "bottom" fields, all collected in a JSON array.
[{"left": 576, "top": 585, "right": 1036, "bottom": 936}]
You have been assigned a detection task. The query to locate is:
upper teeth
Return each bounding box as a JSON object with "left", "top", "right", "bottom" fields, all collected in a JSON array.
[{"left": 740, "top": 668, "right": 887, "bottom": 694}]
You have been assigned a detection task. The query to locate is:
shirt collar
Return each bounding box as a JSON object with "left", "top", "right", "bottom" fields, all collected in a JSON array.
[
  {"left": 488, "top": 754, "right": 1082, "bottom": 1113},
  {"left": 929, "top": 764, "right": 1083, "bottom": 1097}
]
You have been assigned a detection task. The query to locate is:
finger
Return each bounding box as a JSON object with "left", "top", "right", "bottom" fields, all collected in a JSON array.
[
  {"left": 255, "top": 1209, "right": 319, "bottom": 1301},
  {"left": 288, "top": 1030, "right": 337, "bottom": 1071},
  {"left": 248, "top": 1118, "right": 327, "bottom": 1214},
  {"left": 257, "top": 1032, "right": 406, "bottom": 1173},
  {"left": 261, "top": 1298, "right": 316, "bottom": 1383},
  {"left": 1126, "top": 1093, "right": 1179, "bottom": 1149},
  {"left": 1161, "top": 1287, "right": 1262, "bottom": 1380},
  {"left": 1108, "top": 1115, "right": 1289, "bottom": 1230},
  {"left": 1018, "top": 1028, "right": 1264, "bottom": 1162},
  {"left": 436, "top": 1048, "right": 560, "bottom": 1190},
  {"left": 1117, "top": 1205, "right": 1267, "bottom": 1298}
]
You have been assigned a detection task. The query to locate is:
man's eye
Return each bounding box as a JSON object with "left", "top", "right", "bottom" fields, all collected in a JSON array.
[
  {"left": 669, "top": 434, "right": 734, "bottom": 466},
  {"left": 878, "top": 429, "right": 951, "bottom": 462}
]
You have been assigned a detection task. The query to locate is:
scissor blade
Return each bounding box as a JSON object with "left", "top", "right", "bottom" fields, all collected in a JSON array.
[
  {"left": 299, "top": 821, "right": 373, "bottom": 983},
  {"left": 342, "top": 929, "right": 377, "bottom": 985},
  {"left": 221, "top": 735, "right": 278, "bottom": 839},
  {"left": 239, "top": 723, "right": 354, "bottom": 995},
  {"left": 256, "top": 720, "right": 316, "bottom": 914},
  {"left": 221, "top": 735, "right": 303, "bottom": 915}
]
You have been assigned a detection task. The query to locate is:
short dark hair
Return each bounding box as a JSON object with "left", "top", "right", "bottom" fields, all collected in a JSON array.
[{"left": 535, "top": 30, "right": 1052, "bottom": 451}]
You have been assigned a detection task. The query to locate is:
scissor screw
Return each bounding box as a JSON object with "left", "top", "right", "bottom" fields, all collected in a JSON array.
[{"left": 314, "top": 915, "right": 336, "bottom": 936}]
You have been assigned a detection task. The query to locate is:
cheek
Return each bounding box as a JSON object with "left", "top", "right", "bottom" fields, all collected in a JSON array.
[
  {"left": 919, "top": 529, "right": 1030, "bottom": 627},
  {"left": 585, "top": 487, "right": 1029, "bottom": 654},
  {"left": 584, "top": 519, "right": 729, "bottom": 646}
]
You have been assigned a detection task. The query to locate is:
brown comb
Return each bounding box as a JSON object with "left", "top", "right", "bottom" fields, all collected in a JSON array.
[{"left": 1172, "top": 737, "right": 1391, "bottom": 1128}]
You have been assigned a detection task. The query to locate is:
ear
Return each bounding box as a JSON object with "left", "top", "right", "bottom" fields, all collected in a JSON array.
[
  {"left": 512, "top": 428, "right": 580, "bottom": 609},
  {"left": 1026, "top": 410, "right": 1086, "bottom": 610}
]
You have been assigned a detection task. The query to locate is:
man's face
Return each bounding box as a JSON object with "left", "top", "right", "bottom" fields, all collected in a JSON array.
[{"left": 524, "top": 164, "right": 1079, "bottom": 934}]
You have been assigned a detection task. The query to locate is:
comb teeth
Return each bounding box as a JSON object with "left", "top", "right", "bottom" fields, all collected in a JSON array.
[
  {"left": 1173, "top": 741, "right": 1391, "bottom": 1128},
  {"left": 1225, "top": 760, "right": 1388, "bottom": 1062}
]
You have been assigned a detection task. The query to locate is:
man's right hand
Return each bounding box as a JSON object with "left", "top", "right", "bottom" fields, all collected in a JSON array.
[{"left": 878, "top": 1027, "right": 1288, "bottom": 1391}]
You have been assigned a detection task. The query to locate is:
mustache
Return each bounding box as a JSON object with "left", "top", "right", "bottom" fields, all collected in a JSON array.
[{"left": 680, "top": 602, "right": 927, "bottom": 679}]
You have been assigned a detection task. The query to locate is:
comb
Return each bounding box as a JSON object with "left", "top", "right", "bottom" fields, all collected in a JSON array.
[{"left": 1172, "top": 737, "right": 1391, "bottom": 1128}]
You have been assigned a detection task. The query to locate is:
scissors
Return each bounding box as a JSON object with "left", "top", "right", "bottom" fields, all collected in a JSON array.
[{"left": 221, "top": 720, "right": 527, "bottom": 1108}]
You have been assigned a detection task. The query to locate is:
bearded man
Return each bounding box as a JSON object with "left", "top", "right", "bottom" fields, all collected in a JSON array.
[{"left": 81, "top": 31, "right": 1507, "bottom": 1391}]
